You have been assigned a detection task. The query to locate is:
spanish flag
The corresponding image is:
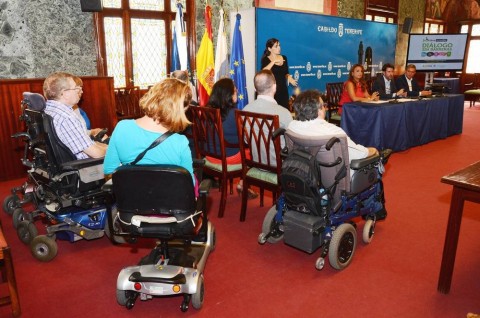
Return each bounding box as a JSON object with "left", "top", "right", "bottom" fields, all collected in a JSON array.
[{"left": 196, "top": 5, "right": 215, "bottom": 106}]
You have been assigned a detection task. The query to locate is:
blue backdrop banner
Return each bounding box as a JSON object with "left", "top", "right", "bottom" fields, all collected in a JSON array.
[{"left": 256, "top": 8, "right": 398, "bottom": 95}]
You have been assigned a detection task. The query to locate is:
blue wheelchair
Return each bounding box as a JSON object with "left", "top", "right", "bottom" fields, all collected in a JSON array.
[
  {"left": 258, "top": 130, "right": 391, "bottom": 270},
  {"left": 2, "top": 92, "right": 108, "bottom": 262}
]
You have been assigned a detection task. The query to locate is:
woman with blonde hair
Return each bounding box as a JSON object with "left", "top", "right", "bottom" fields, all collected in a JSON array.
[{"left": 104, "top": 78, "right": 194, "bottom": 182}]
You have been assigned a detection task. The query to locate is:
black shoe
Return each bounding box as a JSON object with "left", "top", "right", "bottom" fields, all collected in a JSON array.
[
  {"left": 375, "top": 208, "right": 387, "bottom": 221},
  {"left": 380, "top": 149, "right": 392, "bottom": 165}
]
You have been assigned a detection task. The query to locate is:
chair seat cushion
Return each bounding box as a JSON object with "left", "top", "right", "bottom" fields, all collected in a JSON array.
[
  {"left": 246, "top": 167, "right": 278, "bottom": 184},
  {"left": 204, "top": 158, "right": 242, "bottom": 172}
]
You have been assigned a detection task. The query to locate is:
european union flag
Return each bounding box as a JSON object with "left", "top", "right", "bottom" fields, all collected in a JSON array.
[{"left": 229, "top": 13, "right": 248, "bottom": 110}]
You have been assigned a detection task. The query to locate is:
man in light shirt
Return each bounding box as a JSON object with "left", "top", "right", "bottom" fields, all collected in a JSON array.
[
  {"left": 243, "top": 70, "right": 293, "bottom": 166},
  {"left": 43, "top": 72, "right": 107, "bottom": 159},
  {"left": 396, "top": 64, "right": 432, "bottom": 97}
]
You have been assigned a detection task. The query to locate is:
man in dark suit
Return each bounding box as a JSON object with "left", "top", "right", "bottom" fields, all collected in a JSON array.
[
  {"left": 395, "top": 64, "right": 432, "bottom": 97},
  {"left": 372, "top": 63, "right": 406, "bottom": 100}
]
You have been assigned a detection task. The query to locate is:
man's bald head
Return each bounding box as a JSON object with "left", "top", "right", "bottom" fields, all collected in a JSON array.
[{"left": 254, "top": 69, "right": 276, "bottom": 96}]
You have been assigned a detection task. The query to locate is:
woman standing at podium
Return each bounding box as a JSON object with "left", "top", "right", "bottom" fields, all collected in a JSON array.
[{"left": 261, "top": 38, "right": 297, "bottom": 109}]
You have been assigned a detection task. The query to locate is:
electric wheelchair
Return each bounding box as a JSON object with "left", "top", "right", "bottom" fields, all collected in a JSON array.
[
  {"left": 2, "top": 92, "right": 108, "bottom": 262},
  {"left": 103, "top": 163, "right": 215, "bottom": 312},
  {"left": 258, "top": 130, "right": 391, "bottom": 270}
]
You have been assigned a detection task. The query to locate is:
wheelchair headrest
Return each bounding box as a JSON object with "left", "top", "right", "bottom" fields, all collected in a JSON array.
[{"left": 23, "top": 92, "right": 46, "bottom": 111}]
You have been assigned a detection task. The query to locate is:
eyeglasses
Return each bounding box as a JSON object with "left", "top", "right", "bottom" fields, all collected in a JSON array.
[{"left": 63, "top": 86, "right": 83, "bottom": 92}]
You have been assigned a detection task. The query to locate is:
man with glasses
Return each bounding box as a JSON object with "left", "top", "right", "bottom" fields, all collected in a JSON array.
[
  {"left": 396, "top": 64, "right": 432, "bottom": 97},
  {"left": 43, "top": 72, "right": 107, "bottom": 159}
]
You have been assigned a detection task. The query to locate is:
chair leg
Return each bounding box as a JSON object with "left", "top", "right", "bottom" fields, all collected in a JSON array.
[
  {"left": 229, "top": 178, "right": 233, "bottom": 195},
  {"left": 2, "top": 247, "right": 21, "bottom": 317},
  {"left": 218, "top": 177, "right": 228, "bottom": 218},
  {"left": 259, "top": 188, "right": 265, "bottom": 207},
  {"left": 240, "top": 181, "right": 249, "bottom": 222}
]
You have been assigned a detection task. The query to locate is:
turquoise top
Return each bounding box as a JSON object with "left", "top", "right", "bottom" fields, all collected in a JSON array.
[{"left": 104, "top": 119, "right": 194, "bottom": 183}]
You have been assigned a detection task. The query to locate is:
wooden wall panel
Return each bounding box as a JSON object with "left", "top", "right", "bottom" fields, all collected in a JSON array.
[{"left": 0, "top": 77, "right": 116, "bottom": 181}]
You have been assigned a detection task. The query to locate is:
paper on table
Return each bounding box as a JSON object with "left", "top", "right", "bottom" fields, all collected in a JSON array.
[{"left": 362, "top": 100, "right": 387, "bottom": 104}]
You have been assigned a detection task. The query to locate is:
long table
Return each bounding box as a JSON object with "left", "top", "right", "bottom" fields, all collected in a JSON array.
[{"left": 340, "top": 94, "right": 464, "bottom": 151}]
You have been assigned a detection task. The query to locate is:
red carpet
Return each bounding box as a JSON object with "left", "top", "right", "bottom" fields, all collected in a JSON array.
[{"left": 0, "top": 104, "right": 479, "bottom": 318}]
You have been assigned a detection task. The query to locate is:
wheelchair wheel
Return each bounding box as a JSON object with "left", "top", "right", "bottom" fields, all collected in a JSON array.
[
  {"left": 30, "top": 235, "right": 58, "bottom": 262},
  {"left": 209, "top": 226, "right": 216, "bottom": 252},
  {"left": 116, "top": 289, "right": 128, "bottom": 306},
  {"left": 362, "top": 219, "right": 375, "bottom": 244},
  {"left": 17, "top": 220, "right": 38, "bottom": 245},
  {"left": 105, "top": 206, "right": 129, "bottom": 244},
  {"left": 329, "top": 223, "right": 357, "bottom": 270},
  {"left": 315, "top": 257, "right": 326, "bottom": 270},
  {"left": 12, "top": 208, "right": 32, "bottom": 229},
  {"left": 260, "top": 206, "right": 284, "bottom": 244},
  {"left": 3, "top": 194, "right": 19, "bottom": 215},
  {"left": 191, "top": 274, "right": 205, "bottom": 310}
]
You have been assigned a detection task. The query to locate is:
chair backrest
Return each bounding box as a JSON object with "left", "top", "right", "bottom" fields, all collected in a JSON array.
[
  {"left": 284, "top": 130, "right": 350, "bottom": 205},
  {"left": 326, "top": 82, "right": 343, "bottom": 109},
  {"left": 235, "top": 110, "right": 282, "bottom": 171},
  {"left": 114, "top": 86, "right": 142, "bottom": 120},
  {"left": 189, "top": 106, "right": 228, "bottom": 162},
  {"left": 112, "top": 165, "right": 196, "bottom": 215},
  {"left": 325, "top": 82, "right": 343, "bottom": 124},
  {"left": 22, "top": 93, "right": 77, "bottom": 170}
]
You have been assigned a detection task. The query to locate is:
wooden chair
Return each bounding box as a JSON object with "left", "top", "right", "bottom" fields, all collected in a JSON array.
[
  {"left": 190, "top": 106, "right": 243, "bottom": 218},
  {"left": 0, "top": 220, "right": 21, "bottom": 317},
  {"left": 325, "top": 82, "right": 343, "bottom": 126},
  {"left": 235, "top": 110, "right": 283, "bottom": 222},
  {"left": 114, "top": 86, "right": 142, "bottom": 120},
  {"left": 464, "top": 73, "right": 480, "bottom": 107}
]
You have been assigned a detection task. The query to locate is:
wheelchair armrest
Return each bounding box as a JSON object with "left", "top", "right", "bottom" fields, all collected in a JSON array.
[
  {"left": 273, "top": 127, "right": 286, "bottom": 139},
  {"left": 350, "top": 153, "right": 380, "bottom": 170},
  {"left": 60, "top": 157, "right": 104, "bottom": 171}
]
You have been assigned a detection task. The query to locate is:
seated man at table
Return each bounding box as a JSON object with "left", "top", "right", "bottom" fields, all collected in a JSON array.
[
  {"left": 43, "top": 72, "right": 107, "bottom": 159},
  {"left": 372, "top": 63, "right": 407, "bottom": 100},
  {"left": 395, "top": 64, "right": 432, "bottom": 97}
]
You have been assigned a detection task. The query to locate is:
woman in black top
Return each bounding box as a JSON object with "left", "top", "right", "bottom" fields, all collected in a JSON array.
[{"left": 261, "top": 38, "right": 297, "bottom": 109}]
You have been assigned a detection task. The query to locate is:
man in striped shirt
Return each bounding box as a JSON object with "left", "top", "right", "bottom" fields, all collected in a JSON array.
[{"left": 43, "top": 72, "right": 107, "bottom": 159}]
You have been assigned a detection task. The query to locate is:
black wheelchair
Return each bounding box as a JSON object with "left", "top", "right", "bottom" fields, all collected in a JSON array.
[
  {"left": 258, "top": 130, "right": 391, "bottom": 270},
  {"left": 103, "top": 163, "right": 215, "bottom": 312},
  {"left": 2, "top": 92, "right": 108, "bottom": 262}
]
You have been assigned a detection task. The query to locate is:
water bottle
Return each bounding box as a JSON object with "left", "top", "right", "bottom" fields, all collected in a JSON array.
[
  {"left": 319, "top": 188, "right": 328, "bottom": 216},
  {"left": 319, "top": 188, "right": 328, "bottom": 206}
]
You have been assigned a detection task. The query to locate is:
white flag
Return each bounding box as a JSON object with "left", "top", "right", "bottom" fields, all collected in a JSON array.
[
  {"left": 174, "top": 2, "right": 188, "bottom": 70},
  {"left": 214, "top": 9, "right": 229, "bottom": 81}
]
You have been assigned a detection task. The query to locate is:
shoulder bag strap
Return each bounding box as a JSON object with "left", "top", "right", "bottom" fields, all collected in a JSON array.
[{"left": 129, "top": 131, "right": 173, "bottom": 166}]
